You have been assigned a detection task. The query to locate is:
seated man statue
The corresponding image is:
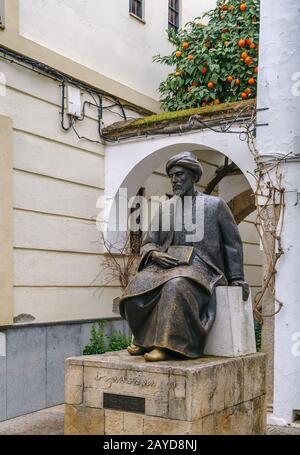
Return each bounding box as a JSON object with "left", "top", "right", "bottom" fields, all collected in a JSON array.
[{"left": 119, "top": 152, "right": 249, "bottom": 362}]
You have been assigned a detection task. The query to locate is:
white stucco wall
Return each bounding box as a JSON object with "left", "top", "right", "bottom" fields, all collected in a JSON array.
[
  {"left": 19, "top": 0, "right": 217, "bottom": 101},
  {"left": 181, "top": 0, "right": 217, "bottom": 26},
  {"left": 272, "top": 163, "right": 300, "bottom": 425},
  {"left": 256, "top": 0, "right": 300, "bottom": 425},
  {"left": 257, "top": 0, "right": 300, "bottom": 156},
  {"left": 0, "top": 58, "right": 124, "bottom": 324}
]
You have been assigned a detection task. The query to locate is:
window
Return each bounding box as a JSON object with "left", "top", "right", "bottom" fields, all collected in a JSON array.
[
  {"left": 129, "top": 0, "right": 143, "bottom": 20},
  {"left": 168, "top": 0, "right": 180, "bottom": 31}
]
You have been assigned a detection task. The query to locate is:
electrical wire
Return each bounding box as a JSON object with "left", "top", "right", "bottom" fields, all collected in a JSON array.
[
  {"left": 0, "top": 46, "right": 150, "bottom": 114},
  {"left": 0, "top": 46, "right": 269, "bottom": 146},
  {"left": 104, "top": 108, "right": 136, "bottom": 120},
  {"left": 71, "top": 121, "right": 103, "bottom": 144},
  {"left": 0, "top": 48, "right": 119, "bottom": 105}
]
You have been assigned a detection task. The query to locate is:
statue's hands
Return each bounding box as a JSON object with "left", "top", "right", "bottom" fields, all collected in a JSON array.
[
  {"left": 151, "top": 251, "right": 179, "bottom": 269},
  {"left": 229, "top": 280, "right": 250, "bottom": 301}
]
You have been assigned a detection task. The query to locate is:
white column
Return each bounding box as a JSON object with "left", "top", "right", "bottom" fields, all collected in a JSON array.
[
  {"left": 257, "top": 0, "right": 300, "bottom": 425},
  {"left": 257, "top": 0, "right": 300, "bottom": 157},
  {"left": 272, "top": 165, "right": 300, "bottom": 425}
]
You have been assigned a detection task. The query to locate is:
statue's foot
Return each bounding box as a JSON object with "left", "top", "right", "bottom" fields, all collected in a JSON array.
[
  {"left": 127, "top": 344, "right": 146, "bottom": 356},
  {"left": 144, "top": 347, "right": 172, "bottom": 362}
]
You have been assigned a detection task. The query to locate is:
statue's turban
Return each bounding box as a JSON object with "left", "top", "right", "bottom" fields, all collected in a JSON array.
[{"left": 166, "top": 152, "right": 203, "bottom": 182}]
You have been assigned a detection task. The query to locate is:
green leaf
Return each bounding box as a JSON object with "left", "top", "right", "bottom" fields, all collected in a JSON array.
[
  {"left": 154, "top": 0, "right": 260, "bottom": 111},
  {"left": 211, "top": 73, "right": 219, "bottom": 84}
]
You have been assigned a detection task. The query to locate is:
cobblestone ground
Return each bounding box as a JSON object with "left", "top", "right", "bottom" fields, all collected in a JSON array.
[{"left": 0, "top": 406, "right": 300, "bottom": 435}]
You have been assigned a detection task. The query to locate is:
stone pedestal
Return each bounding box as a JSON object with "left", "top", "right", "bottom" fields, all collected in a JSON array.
[
  {"left": 64, "top": 351, "right": 266, "bottom": 435},
  {"left": 204, "top": 287, "right": 256, "bottom": 357}
]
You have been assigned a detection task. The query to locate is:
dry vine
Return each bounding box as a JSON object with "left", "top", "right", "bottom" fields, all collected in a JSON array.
[
  {"left": 98, "top": 231, "right": 139, "bottom": 290},
  {"left": 245, "top": 111, "right": 285, "bottom": 323}
]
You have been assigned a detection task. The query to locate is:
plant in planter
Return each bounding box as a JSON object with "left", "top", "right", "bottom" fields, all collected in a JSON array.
[{"left": 83, "top": 320, "right": 132, "bottom": 355}]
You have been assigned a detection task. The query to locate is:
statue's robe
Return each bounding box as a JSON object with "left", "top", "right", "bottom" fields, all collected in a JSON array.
[{"left": 119, "top": 193, "right": 244, "bottom": 358}]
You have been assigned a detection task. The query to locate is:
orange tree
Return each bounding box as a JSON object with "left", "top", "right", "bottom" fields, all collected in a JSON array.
[{"left": 153, "top": 0, "right": 260, "bottom": 111}]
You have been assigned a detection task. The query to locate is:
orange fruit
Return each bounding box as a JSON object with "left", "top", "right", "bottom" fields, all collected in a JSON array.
[
  {"left": 240, "top": 3, "right": 247, "bottom": 12},
  {"left": 245, "top": 88, "right": 251, "bottom": 94},
  {"left": 248, "top": 77, "right": 255, "bottom": 85},
  {"left": 241, "top": 51, "right": 248, "bottom": 59},
  {"left": 201, "top": 67, "right": 208, "bottom": 75},
  {"left": 253, "top": 15, "right": 257, "bottom": 22},
  {"left": 250, "top": 43, "right": 256, "bottom": 49},
  {"left": 221, "top": 4, "right": 228, "bottom": 11},
  {"left": 207, "top": 82, "right": 214, "bottom": 90},
  {"left": 187, "top": 55, "right": 194, "bottom": 60},
  {"left": 238, "top": 39, "right": 246, "bottom": 47},
  {"left": 182, "top": 42, "right": 189, "bottom": 49},
  {"left": 245, "top": 56, "right": 252, "bottom": 64},
  {"left": 254, "top": 67, "right": 259, "bottom": 74},
  {"left": 229, "top": 5, "right": 235, "bottom": 11},
  {"left": 235, "top": 78, "right": 241, "bottom": 86},
  {"left": 227, "top": 76, "right": 233, "bottom": 83},
  {"left": 214, "top": 99, "right": 221, "bottom": 105},
  {"left": 241, "top": 92, "right": 247, "bottom": 100},
  {"left": 175, "top": 51, "right": 182, "bottom": 58},
  {"left": 245, "top": 39, "right": 252, "bottom": 46}
]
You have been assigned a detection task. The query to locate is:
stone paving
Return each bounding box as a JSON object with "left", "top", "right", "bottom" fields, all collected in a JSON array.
[
  {"left": 0, "top": 406, "right": 299, "bottom": 435},
  {"left": 267, "top": 425, "right": 300, "bottom": 435},
  {"left": 0, "top": 405, "right": 64, "bottom": 435}
]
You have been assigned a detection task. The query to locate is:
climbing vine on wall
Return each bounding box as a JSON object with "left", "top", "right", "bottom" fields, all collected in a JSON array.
[
  {"left": 246, "top": 129, "right": 285, "bottom": 323},
  {"left": 154, "top": 0, "right": 260, "bottom": 111}
]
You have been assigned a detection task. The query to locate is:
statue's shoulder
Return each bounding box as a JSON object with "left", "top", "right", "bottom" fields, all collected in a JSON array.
[{"left": 198, "top": 192, "right": 223, "bottom": 207}]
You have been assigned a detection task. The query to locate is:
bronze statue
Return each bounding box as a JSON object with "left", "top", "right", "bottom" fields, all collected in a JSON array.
[{"left": 119, "top": 152, "right": 249, "bottom": 362}]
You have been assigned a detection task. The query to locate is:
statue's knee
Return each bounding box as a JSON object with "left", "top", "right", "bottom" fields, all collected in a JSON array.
[{"left": 164, "top": 277, "right": 187, "bottom": 290}]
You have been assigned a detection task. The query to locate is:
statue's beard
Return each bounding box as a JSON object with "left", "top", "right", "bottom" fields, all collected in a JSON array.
[
  {"left": 172, "top": 184, "right": 186, "bottom": 195},
  {"left": 173, "top": 188, "right": 184, "bottom": 196},
  {"left": 173, "top": 186, "right": 190, "bottom": 197}
]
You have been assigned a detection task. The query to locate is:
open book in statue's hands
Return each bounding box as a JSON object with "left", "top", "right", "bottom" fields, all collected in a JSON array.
[{"left": 167, "top": 246, "right": 195, "bottom": 266}]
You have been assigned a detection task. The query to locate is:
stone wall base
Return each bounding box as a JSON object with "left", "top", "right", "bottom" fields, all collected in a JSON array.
[
  {"left": 0, "top": 318, "right": 129, "bottom": 422},
  {"left": 64, "top": 350, "right": 266, "bottom": 435}
]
